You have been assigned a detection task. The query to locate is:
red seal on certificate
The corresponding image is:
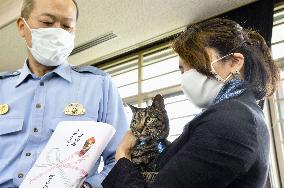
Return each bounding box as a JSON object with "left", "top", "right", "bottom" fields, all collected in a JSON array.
[{"left": 79, "top": 137, "right": 96, "bottom": 157}]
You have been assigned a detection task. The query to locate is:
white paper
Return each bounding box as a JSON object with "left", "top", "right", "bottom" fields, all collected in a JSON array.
[{"left": 20, "top": 121, "right": 116, "bottom": 188}]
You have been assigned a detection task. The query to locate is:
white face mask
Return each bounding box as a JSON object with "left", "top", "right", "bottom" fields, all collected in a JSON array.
[
  {"left": 181, "top": 69, "right": 224, "bottom": 109},
  {"left": 23, "top": 19, "right": 75, "bottom": 67}
]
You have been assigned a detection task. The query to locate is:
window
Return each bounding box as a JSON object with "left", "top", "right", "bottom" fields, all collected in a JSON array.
[
  {"left": 164, "top": 93, "right": 199, "bottom": 141},
  {"left": 269, "top": 4, "right": 284, "bottom": 186},
  {"left": 106, "top": 58, "right": 139, "bottom": 98}
]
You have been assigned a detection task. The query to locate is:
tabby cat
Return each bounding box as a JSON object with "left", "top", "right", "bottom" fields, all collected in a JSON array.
[{"left": 129, "top": 94, "right": 170, "bottom": 182}]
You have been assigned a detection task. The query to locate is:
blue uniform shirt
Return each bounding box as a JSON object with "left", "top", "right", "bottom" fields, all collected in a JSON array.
[{"left": 0, "top": 61, "right": 129, "bottom": 188}]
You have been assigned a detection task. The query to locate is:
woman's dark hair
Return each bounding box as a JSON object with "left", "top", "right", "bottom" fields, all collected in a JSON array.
[{"left": 172, "top": 18, "right": 280, "bottom": 99}]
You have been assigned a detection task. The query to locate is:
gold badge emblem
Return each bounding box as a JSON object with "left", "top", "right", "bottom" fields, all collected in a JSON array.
[
  {"left": 64, "top": 103, "right": 85, "bottom": 116},
  {"left": 0, "top": 104, "right": 9, "bottom": 115}
]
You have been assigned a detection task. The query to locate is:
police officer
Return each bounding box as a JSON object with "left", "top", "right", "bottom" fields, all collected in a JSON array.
[{"left": 0, "top": 0, "right": 128, "bottom": 187}]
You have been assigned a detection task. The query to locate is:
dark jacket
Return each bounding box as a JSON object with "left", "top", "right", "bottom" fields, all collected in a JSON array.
[{"left": 102, "top": 89, "right": 269, "bottom": 188}]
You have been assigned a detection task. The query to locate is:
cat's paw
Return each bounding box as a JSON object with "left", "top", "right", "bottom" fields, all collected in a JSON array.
[{"left": 142, "top": 172, "right": 159, "bottom": 182}]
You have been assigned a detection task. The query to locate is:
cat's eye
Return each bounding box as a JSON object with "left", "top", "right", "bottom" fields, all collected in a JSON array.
[
  {"left": 132, "top": 119, "right": 137, "bottom": 124},
  {"left": 145, "top": 117, "right": 150, "bottom": 122},
  {"left": 146, "top": 117, "right": 153, "bottom": 124}
]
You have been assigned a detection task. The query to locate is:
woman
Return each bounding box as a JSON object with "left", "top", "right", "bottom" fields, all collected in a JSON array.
[{"left": 102, "top": 18, "right": 279, "bottom": 188}]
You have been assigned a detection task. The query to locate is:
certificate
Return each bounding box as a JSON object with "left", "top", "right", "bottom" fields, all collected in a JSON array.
[{"left": 20, "top": 121, "right": 116, "bottom": 188}]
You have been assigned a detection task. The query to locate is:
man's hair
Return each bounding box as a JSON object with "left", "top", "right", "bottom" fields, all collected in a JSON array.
[{"left": 20, "top": 0, "right": 79, "bottom": 20}]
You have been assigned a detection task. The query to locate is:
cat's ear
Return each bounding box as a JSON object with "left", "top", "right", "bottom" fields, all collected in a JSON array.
[
  {"left": 152, "top": 94, "right": 165, "bottom": 109},
  {"left": 128, "top": 104, "right": 137, "bottom": 113}
]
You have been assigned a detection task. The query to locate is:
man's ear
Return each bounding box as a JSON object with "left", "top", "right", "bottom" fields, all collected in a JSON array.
[
  {"left": 230, "top": 53, "right": 244, "bottom": 71},
  {"left": 17, "top": 17, "right": 26, "bottom": 38}
]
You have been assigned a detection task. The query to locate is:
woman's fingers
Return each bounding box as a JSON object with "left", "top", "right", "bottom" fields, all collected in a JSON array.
[{"left": 115, "top": 130, "right": 137, "bottom": 161}]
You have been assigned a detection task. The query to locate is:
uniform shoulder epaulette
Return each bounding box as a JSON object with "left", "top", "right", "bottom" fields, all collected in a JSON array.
[
  {"left": 0, "top": 71, "right": 20, "bottom": 79},
  {"left": 71, "top": 66, "right": 107, "bottom": 76}
]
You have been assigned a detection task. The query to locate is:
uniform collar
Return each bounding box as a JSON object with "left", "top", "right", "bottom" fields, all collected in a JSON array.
[
  {"left": 15, "top": 59, "right": 72, "bottom": 87},
  {"left": 52, "top": 61, "right": 72, "bottom": 83}
]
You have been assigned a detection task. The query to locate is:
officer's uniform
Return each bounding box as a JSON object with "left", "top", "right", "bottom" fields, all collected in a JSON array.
[{"left": 0, "top": 61, "right": 128, "bottom": 188}]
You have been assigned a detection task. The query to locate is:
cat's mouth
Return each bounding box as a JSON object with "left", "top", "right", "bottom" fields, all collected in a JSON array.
[{"left": 139, "top": 136, "right": 151, "bottom": 142}]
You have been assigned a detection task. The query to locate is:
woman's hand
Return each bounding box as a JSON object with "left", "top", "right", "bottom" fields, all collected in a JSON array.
[{"left": 115, "top": 130, "right": 137, "bottom": 161}]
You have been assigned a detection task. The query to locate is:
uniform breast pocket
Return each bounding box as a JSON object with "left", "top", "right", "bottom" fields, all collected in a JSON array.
[
  {"left": 0, "top": 118, "right": 24, "bottom": 159},
  {"left": 0, "top": 117, "right": 24, "bottom": 136}
]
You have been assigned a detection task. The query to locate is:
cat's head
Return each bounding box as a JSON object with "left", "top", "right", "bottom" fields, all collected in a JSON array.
[{"left": 128, "top": 94, "right": 169, "bottom": 142}]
